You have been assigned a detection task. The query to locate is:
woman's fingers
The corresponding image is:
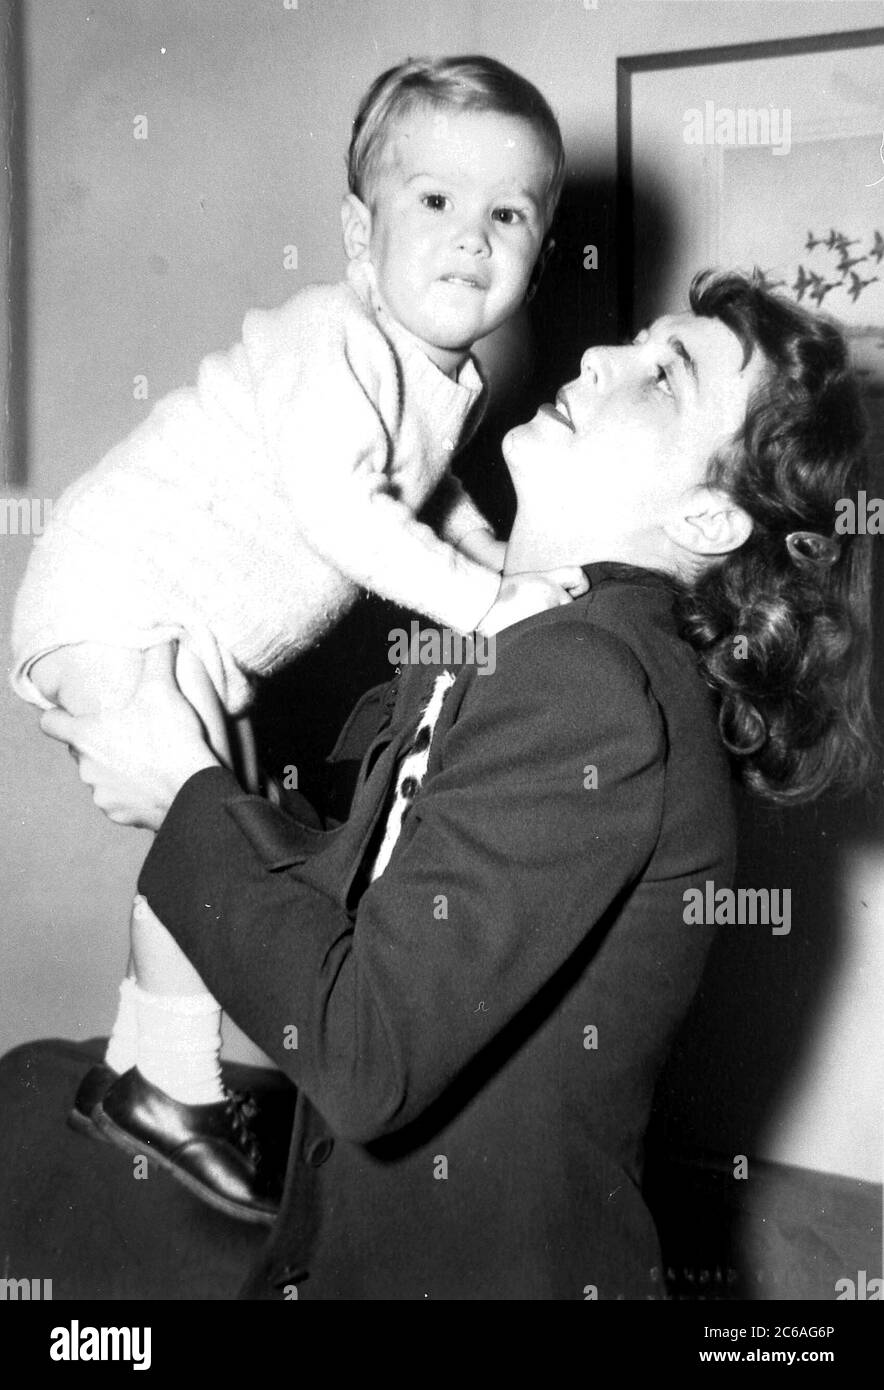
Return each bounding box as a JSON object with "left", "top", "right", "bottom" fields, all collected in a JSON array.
[
  {"left": 141, "top": 640, "right": 179, "bottom": 685},
  {"left": 35, "top": 640, "right": 212, "bottom": 832}
]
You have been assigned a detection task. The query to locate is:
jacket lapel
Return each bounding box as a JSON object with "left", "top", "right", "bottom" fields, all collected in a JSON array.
[{"left": 297, "top": 662, "right": 443, "bottom": 908}]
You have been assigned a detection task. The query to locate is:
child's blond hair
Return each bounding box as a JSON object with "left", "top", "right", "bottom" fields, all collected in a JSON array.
[{"left": 347, "top": 55, "right": 566, "bottom": 228}]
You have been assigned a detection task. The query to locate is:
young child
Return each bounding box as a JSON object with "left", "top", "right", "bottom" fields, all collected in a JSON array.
[{"left": 10, "top": 56, "right": 574, "bottom": 1223}]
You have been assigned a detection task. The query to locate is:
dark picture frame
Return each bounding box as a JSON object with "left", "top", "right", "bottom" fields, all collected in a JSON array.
[{"left": 616, "top": 27, "right": 884, "bottom": 340}]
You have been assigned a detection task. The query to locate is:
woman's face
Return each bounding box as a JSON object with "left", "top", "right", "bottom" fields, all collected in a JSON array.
[{"left": 503, "top": 311, "right": 767, "bottom": 561}]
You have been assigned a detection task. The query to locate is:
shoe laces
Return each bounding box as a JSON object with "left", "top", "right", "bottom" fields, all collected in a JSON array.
[{"left": 223, "top": 1088, "right": 262, "bottom": 1168}]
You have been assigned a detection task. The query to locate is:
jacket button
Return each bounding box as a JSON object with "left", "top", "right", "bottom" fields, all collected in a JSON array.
[
  {"left": 271, "top": 1266, "right": 307, "bottom": 1289},
  {"left": 306, "top": 1136, "right": 334, "bottom": 1167}
]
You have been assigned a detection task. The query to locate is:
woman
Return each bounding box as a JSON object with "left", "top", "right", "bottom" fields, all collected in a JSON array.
[{"left": 4, "top": 271, "right": 875, "bottom": 1300}]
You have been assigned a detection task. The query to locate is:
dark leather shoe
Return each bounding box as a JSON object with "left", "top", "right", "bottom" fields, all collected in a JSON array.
[
  {"left": 93, "top": 1068, "right": 281, "bottom": 1225},
  {"left": 67, "top": 1062, "right": 118, "bottom": 1138}
]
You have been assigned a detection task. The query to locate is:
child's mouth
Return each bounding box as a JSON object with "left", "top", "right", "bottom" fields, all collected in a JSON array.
[{"left": 440, "top": 274, "right": 486, "bottom": 290}]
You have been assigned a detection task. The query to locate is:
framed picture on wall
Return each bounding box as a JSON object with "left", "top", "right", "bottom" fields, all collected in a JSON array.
[{"left": 617, "top": 27, "right": 884, "bottom": 468}]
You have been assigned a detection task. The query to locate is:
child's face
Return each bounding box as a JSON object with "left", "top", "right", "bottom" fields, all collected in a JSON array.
[{"left": 348, "top": 106, "right": 553, "bottom": 373}]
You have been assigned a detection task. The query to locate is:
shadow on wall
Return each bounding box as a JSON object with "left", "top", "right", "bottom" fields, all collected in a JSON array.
[{"left": 651, "top": 557, "right": 884, "bottom": 1166}]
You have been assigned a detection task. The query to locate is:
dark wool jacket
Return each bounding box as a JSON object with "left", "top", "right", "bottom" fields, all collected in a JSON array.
[{"left": 139, "top": 561, "right": 735, "bottom": 1300}]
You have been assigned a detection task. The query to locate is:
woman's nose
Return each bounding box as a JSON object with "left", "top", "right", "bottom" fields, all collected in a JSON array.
[
  {"left": 580, "top": 344, "right": 634, "bottom": 388},
  {"left": 580, "top": 347, "right": 606, "bottom": 385}
]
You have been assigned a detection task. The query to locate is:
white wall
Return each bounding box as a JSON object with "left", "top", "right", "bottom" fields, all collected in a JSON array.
[{"left": 2, "top": 0, "right": 881, "bottom": 1182}]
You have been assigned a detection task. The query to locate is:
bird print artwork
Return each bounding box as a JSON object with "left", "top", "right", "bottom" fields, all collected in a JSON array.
[
  {"left": 847, "top": 270, "right": 880, "bottom": 304},
  {"left": 807, "top": 273, "right": 839, "bottom": 307},
  {"left": 766, "top": 230, "right": 884, "bottom": 309},
  {"left": 831, "top": 231, "right": 860, "bottom": 257},
  {"left": 756, "top": 270, "right": 786, "bottom": 292},
  {"left": 792, "top": 264, "right": 811, "bottom": 302},
  {"left": 760, "top": 227, "right": 884, "bottom": 442}
]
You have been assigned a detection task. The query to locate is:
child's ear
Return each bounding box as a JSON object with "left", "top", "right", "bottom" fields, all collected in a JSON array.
[
  {"left": 525, "top": 236, "right": 555, "bottom": 304},
  {"left": 341, "top": 193, "right": 372, "bottom": 263}
]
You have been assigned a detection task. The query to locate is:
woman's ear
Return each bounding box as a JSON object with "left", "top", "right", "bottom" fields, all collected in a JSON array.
[
  {"left": 341, "top": 193, "right": 372, "bottom": 262},
  {"left": 665, "top": 487, "right": 753, "bottom": 557},
  {"left": 525, "top": 236, "right": 555, "bottom": 304}
]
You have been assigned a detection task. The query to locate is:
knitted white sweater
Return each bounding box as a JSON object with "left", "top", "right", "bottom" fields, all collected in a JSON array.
[{"left": 11, "top": 261, "right": 500, "bottom": 714}]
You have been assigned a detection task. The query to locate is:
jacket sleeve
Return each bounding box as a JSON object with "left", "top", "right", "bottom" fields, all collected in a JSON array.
[
  {"left": 245, "top": 291, "right": 500, "bottom": 633},
  {"left": 138, "top": 622, "right": 666, "bottom": 1143}
]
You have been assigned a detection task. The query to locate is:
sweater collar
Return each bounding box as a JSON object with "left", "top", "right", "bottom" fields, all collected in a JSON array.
[{"left": 345, "top": 258, "right": 484, "bottom": 402}]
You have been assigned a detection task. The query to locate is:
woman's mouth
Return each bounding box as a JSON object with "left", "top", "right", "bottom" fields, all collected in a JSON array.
[{"left": 539, "top": 400, "right": 574, "bottom": 431}]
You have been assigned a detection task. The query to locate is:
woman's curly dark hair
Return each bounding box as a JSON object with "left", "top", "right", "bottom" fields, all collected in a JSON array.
[{"left": 678, "top": 269, "right": 878, "bottom": 804}]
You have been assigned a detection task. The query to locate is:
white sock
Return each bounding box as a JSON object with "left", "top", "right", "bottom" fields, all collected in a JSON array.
[
  {"left": 133, "top": 983, "right": 224, "bottom": 1105},
  {"left": 104, "top": 976, "right": 139, "bottom": 1074}
]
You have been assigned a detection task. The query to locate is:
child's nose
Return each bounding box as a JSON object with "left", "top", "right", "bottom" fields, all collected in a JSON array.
[{"left": 454, "top": 220, "right": 491, "bottom": 256}]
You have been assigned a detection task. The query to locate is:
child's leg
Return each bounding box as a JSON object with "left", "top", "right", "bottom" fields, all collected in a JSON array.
[
  {"left": 127, "top": 645, "right": 233, "bottom": 1103},
  {"left": 30, "top": 642, "right": 229, "bottom": 1100},
  {"left": 127, "top": 645, "right": 230, "bottom": 998},
  {"left": 31, "top": 645, "right": 148, "bottom": 1074}
]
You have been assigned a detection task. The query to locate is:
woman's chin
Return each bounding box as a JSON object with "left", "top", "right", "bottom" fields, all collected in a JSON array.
[{"left": 502, "top": 421, "right": 546, "bottom": 471}]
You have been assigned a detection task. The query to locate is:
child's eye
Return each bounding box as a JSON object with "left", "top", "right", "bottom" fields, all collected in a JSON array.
[
  {"left": 421, "top": 193, "right": 450, "bottom": 212},
  {"left": 492, "top": 206, "right": 524, "bottom": 226}
]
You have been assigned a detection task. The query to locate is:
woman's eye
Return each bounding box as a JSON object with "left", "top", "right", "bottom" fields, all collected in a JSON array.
[
  {"left": 492, "top": 207, "right": 523, "bottom": 225},
  {"left": 421, "top": 194, "right": 449, "bottom": 212}
]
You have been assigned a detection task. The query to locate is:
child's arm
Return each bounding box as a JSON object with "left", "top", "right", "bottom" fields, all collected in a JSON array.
[
  {"left": 247, "top": 294, "right": 504, "bottom": 633},
  {"left": 285, "top": 470, "right": 585, "bottom": 635},
  {"left": 431, "top": 473, "right": 508, "bottom": 574},
  {"left": 245, "top": 291, "right": 584, "bottom": 634},
  {"left": 454, "top": 527, "right": 508, "bottom": 573},
  {"left": 431, "top": 474, "right": 590, "bottom": 599},
  {"left": 290, "top": 466, "right": 503, "bottom": 633}
]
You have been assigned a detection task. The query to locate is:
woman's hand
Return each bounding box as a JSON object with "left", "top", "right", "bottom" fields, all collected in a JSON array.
[{"left": 39, "top": 643, "right": 221, "bottom": 830}]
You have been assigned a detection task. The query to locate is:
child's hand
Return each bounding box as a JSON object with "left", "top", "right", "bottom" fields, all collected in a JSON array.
[
  {"left": 537, "top": 565, "right": 590, "bottom": 598},
  {"left": 477, "top": 572, "right": 575, "bottom": 635}
]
